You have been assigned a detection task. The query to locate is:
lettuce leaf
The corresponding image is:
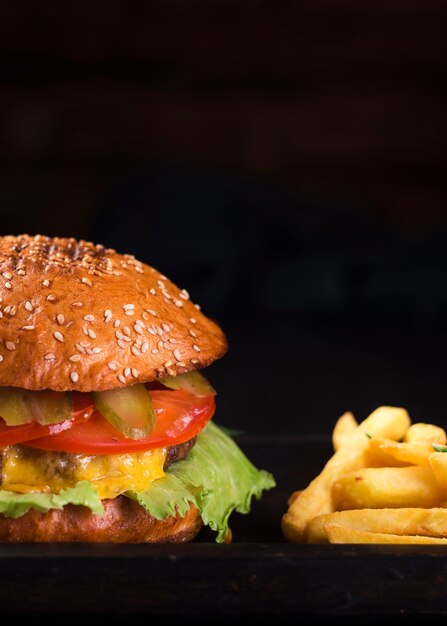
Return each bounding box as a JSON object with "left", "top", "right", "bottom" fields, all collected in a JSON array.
[
  {"left": 127, "top": 421, "right": 276, "bottom": 542},
  {"left": 0, "top": 480, "right": 103, "bottom": 518}
]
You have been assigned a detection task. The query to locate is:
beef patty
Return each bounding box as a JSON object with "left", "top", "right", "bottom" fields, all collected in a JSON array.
[{"left": 0, "top": 437, "right": 197, "bottom": 486}]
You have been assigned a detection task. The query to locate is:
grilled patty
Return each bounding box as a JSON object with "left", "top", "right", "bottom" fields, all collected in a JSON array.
[{"left": 0, "top": 437, "right": 197, "bottom": 486}]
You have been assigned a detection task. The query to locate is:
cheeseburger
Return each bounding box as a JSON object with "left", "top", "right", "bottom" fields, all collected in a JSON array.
[{"left": 0, "top": 234, "right": 274, "bottom": 542}]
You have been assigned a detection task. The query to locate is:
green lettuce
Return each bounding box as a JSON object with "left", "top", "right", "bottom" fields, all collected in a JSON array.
[
  {"left": 127, "top": 421, "right": 276, "bottom": 542},
  {"left": 0, "top": 422, "right": 275, "bottom": 542},
  {"left": 0, "top": 480, "right": 103, "bottom": 518}
]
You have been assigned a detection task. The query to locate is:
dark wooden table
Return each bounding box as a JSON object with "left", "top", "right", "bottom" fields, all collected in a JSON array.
[{"left": 2, "top": 435, "right": 447, "bottom": 622}]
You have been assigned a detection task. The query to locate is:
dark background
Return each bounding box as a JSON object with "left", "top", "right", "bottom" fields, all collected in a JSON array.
[{"left": 1, "top": 0, "right": 447, "bottom": 436}]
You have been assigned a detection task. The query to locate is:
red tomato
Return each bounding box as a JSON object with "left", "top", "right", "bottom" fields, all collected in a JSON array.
[
  {"left": 26, "top": 389, "right": 215, "bottom": 454},
  {"left": 0, "top": 393, "right": 94, "bottom": 447}
]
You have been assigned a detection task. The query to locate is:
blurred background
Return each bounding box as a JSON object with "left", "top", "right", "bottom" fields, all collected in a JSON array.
[{"left": 1, "top": 0, "right": 447, "bottom": 436}]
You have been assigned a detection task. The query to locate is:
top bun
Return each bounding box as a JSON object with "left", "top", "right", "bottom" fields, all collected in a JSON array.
[{"left": 0, "top": 235, "right": 227, "bottom": 391}]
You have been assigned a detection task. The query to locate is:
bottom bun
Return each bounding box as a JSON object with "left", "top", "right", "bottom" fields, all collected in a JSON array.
[{"left": 0, "top": 496, "right": 203, "bottom": 543}]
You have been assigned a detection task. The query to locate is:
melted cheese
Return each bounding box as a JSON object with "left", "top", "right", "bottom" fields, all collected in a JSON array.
[{"left": 1, "top": 445, "right": 167, "bottom": 499}]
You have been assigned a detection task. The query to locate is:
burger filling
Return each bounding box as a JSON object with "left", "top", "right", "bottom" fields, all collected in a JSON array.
[{"left": 0, "top": 372, "right": 275, "bottom": 542}]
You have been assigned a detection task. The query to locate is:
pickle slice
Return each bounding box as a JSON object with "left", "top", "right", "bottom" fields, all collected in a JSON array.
[
  {"left": 92, "top": 383, "right": 156, "bottom": 440},
  {"left": 159, "top": 370, "right": 216, "bottom": 396},
  {"left": 0, "top": 388, "right": 73, "bottom": 426}
]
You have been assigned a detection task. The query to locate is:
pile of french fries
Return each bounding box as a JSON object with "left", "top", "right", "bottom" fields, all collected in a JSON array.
[{"left": 282, "top": 406, "right": 447, "bottom": 544}]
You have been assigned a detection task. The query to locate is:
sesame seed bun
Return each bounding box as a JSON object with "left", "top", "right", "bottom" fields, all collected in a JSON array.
[
  {"left": 0, "top": 234, "right": 227, "bottom": 391},
  {"left": 0, "top": 496, "right": 202, "bottom": 542}
]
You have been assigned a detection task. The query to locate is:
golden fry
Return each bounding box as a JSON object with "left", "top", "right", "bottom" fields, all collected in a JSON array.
[
  {"left": 281, "top": 406, "right": 410, "bottom": 543},
  {"left": 309, "top": 508, "right": 447, "bottom": 541},
  {"left": 428, "top": 452, "right": 447, "bottom": 489},
  {"left": 332, "top": 411, "right": 358, "bottom": 451},
  {"left": 404, "top": 423, "right": 446, "bottom": 445},
  {"left": 333, "top": 466, "right": 446, "bottom": 510},
  {"left": 324, "top": 524, "right": 447, "bottom": 544},
  {"left": 368, "top": 438, "right": 433, "bottom": 467}
]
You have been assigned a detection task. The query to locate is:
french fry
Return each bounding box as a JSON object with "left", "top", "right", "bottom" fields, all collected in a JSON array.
[
  {"left": 368, "top": 438, "right": 433, "bottom": 467},
  {"left": 332, "top": 411, "right": 358, "bottom": 451},
  {"left": 404, "top": 423, "right": 447, "bottom": 445},
  {"left": 332, "top": 466, "right": 446, "bottom": 510},
  {"left": 324, "top": 524, "right": 447, "bottom": 544},
  {"left": 428, "top": 452, "right": 447, "bottom": 489},
  {"left": 309, "top": 508, "right": 447, "bottom": 542},
  {"left": 281, "top": 406, "right": 411, "bottom": 542}
]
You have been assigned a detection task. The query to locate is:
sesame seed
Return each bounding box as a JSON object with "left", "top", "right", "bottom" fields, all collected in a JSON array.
[
  {"left": 125, "top": 310, "right": 134, "bottom": 316},
  {"left": 0, "top": 355, "right": 3, "bottom": 363},
  {"left": 157, "top": 280, "right": 165, "bottom": 288},
  {"left": 135, "top": 266, "right": 144, "bottom": 274},
  {"left": 47, "top": 294, "right": 56, "bottom": 302},
  {"left": 10, "top": 305, "right": 17, "bottom": 315},
  {"left": 115, "top": 330, "right": 124, "bottom": 340},
  {"left": 118, "top": 374, "right": 126, "bottom": 384},
  {"left": 176, "top": 361, "right": 186, "bottom": 367},
  {"left": 54, "top": 331, "right": 64, "bottom": 342},
  {"left": 122, "top": 335, "right": 131, "bottom": 343},
  {"left": 0, "top": 311, "right": 3, "bottom": 318},
  {"left": 6, "top": 341, "right": 15, "bottom": 351},
  {"left": 148, "top": 327, "right": 156, "bottom": 336},
  {"left": 17, "top": 269, "right": 25, "bottom": 276},
  {"left": 151, "top": 348, "right": 158, "bottom": 354},
  {"left": 72, "top": 301, "right": 83, "bottom": 307},
  {"left": 92, "top": 347, "right": 102, "bottom": 354},
  {"left": 194, "top": 304, "right": 201, "bottom": 310},
  {"left": 131, "top": 345, "right": 140, "bottom": 356},
  {"left": 163, "top": 341, "right": 171, "bottom": 350},
  {"left": 3, "top": 306, "right": 11, "bottom": 314},
  {"left": 82, "top": 327, "right": 89, "bottom": 336},
  {"left": 2, "top": 272, "right": 12, "bottom": 280},
  {"left": 81, "top": 277, "right": 92, "bottom": 286},
  {"left": 173, "top": 349, "right": 182, "bottom": 361},
  {"left": 174, "top": 299, "right": 183, "bottom": 308},
  {"left": 70, "top": 372, "right": 79, "bottom": 383},
  {"left": 117, "top": 339, "right": 127, "bottom": 349},
  {"left": 21, "top": 325, "right": 35, "bottom": 331},
  {"left": 124, "top": 367, "right": 131, "bottom": 377},
  {"left": 158, "top": 339, "right": 164, "bottom": 350},
  {"left": 76, "top": 343, "right": 86, "bottom": 353},
  {"left": 114, "top": 319, "right": 121, "bottom": 328},
  {"left": 191, "top": 358, "right": 199, "bottom": 364},
  {"left": 135, "top": 320, "right": 145, "bottom": 328},
  {"left": 141, "top": 341, "right": 149, "bottom": 353},
  {"left": 108, "top": 362, "right": 117, "bottom": 370},
  {"left": 146, "top": 309, "right": 158, "bottom": 317},
  {"left": 57, "top": 314, "right": 65, "bottom": 325},
  {"left": 25, "top": 301, "right": 33, "bottom": 311},
  {"left": 123, "top": 304, "right": 134, "bottom": 310},
  {"left": 189, "top": 317, "right": 197, "bottom": 324},
  {"left": 44, "top": 353, "right": 56, "bottom": 360},
  {"left": 149, "top": 288, "right": 156, "bottom": 295},
  {"left": 134, "top": 324, "right": 144, "bottom": 335},
  {"left": 69, "top": 354, "right": 81, "bottom": 362},
  {"left": 132, "top": 368, "right": 139, "bottom": 377},
  {"left": 166, "top": 367, "right": 175, "bottom": 376},
  {"left": 162, "top": 323, "right": 170, "bottom": 332},
  {"left": 5, "top": 282, "right": 12, "bottom": 290},
  {"left": 180, "top": 289, "right": 190, "bottom": 300},
  {"left": 123, "top": 326, "right": 131, "bottom": 337},
  {"left": 163, "top": 298, "right": 171, "bottom": 305},
  {"left": 163, "top": 360, "right": 173, "bottom": 368},
  {"left": 88, "top": 329, "right": 96, "bottom": 339},
  {"left": 142, "top": 312, "right": 149, "bottom": 320},
  {"left": 193, "top": 344, "right": 201, "bottom": 352},
  {"left": 83, "top": 315, "right": 95, "bottom": 322},
  {"left": 42, "top": 280, "right": 50, "bottom": 287},
  {"left": 189, "top": 329, "right": 197, "bottom": 337}
]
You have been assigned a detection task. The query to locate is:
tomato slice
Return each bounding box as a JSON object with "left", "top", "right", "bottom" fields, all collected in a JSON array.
[
  {"left": 0, "top": 393, "right": 94, "bottom": 447},
  {"left": 26, "top": 389, "right": 215, "bottom": 454}
]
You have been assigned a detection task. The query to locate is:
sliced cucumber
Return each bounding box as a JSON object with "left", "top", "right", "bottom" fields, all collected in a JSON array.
[
  {"left": 92, "top": 383, "right": 156, "bottom": 440},
  {"left": 159, "top": 370, "right": 216, "bottom": 396},
  {"left": 0, "top": 388, "right": 73, "bottom": 426}
]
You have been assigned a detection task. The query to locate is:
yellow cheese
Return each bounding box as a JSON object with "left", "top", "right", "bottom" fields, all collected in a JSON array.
[{"left": 1, "top": 445, "right": 167, "bottom": 499}]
